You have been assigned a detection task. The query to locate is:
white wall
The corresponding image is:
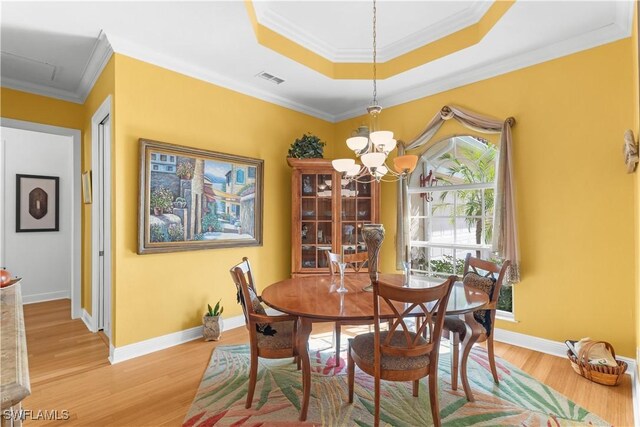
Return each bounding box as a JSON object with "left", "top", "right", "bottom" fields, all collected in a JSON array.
[{"left": 1, "top": 126, "right": 73, "bottom": 303}]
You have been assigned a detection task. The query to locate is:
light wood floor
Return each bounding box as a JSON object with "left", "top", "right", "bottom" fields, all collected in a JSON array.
[{"left": 22, "top": 300, "right": 634, "bottom": 426}]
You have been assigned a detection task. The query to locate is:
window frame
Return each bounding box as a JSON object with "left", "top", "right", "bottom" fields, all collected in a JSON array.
[{"left": 406, "top": 135, "right": 513, "bottom": 314}]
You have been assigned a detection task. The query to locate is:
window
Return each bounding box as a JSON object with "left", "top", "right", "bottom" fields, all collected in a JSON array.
[
  {"left": 160, "top": 154, "right": 167, "bottom": 161},
  {"left": 236, "top": 169, "right": 245, "bottom": 184},
  {"left": 167, "top": 166, "right": 174, "bottom": 172},
  {"left": 408, "top": 135, "right": 512, "bottom": 313},
  {"left": 153, "top": 165, "right": 158, "bottom": 171},
  {"left": 151, "top": 154, "right": 157, "bottom": 160},
  {"left": 248, "top": 167, "right": 256, "bottom": 179}
]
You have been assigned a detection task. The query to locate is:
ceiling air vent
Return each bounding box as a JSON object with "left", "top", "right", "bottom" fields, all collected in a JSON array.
[{"left": 256, "top": 71, "right": 285, "bottom": 85}]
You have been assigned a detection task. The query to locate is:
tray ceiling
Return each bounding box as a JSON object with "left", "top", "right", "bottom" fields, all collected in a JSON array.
[{"left": 0, "top": 1, "right": 634, "bottom": 122}]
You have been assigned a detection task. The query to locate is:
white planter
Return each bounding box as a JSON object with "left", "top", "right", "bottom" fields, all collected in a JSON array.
[{"left": 203, "top": 315, "right": 223, "bottom": 341}]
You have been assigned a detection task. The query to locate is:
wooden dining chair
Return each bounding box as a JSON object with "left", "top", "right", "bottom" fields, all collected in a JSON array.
[
  {"left": 347, "top": 276, "right": 455, "bottom": 427},
  {"left": 229, "top": 258, "right": 300, "bottom": 409},
  {"left": 444, "top": 253, "right": 511, "bottom": 392},
  {"left": 326, "top": 251, "right": 369, "bottom": 363}
]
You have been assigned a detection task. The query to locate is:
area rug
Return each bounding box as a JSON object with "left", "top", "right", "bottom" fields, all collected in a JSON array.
[{"left": 183, "top": 342, "right": 609, "bottom": 427}]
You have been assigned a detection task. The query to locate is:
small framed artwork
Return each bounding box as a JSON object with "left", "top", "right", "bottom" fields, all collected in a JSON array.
[
  {"left": 138, "top": 138, "right": 264, "bottom": 254},
  {"left": 16, "top": 174, "right": 59, "bottom": 232},
  {"left": 82, "top": 171, "right": 92, "bottom": 204}
]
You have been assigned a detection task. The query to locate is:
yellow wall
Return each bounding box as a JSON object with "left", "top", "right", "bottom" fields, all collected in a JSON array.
[
  {"left": 81, "top": 57, "right": 116, "bottom": 315},
  {"left": 2, "top": 34, "right": 638, "bottom": 357},
  {"left": 111, "top": 54, "right": 335, "bottom": 346},
  {"left": 1, "top": 87, "right": 83, "bottom": 129},
  {"left": 337, "top": 37, "right": 638, "bottom": 357},
  {"left": 632, "top": 5, "right": 640, "bottom": 365}
]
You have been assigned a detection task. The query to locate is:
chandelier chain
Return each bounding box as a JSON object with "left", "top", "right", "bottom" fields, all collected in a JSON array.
[{"left": 372, "top": 0, "right": 377, "bottom": 106}]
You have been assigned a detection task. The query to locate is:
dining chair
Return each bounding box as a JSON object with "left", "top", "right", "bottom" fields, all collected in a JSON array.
[
  {"left": 347, "top": 276, "right": 455, "bottom": 427},
  {"left": 326, "top": 251, "right": 369, "bottom": 363},
  {"left": 444, "top": 253, "right": 511, "bottom": 391},
  {"left": 229, "top": 258, "right": 300, "bottom": 409}
]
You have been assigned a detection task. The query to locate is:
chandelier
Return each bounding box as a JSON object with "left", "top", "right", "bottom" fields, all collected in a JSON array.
[{"left": 332, "top": 0, "right": 418, "bottom": 182}]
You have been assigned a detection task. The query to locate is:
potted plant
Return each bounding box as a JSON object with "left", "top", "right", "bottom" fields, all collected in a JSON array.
[
  {"left": 203, "top": 299, "right": 224, "bottom": 341},
  {"left": 150, "top": 186, "right": 173, "bottom": 215},
  {"left": 176, "top": 160, "right": 195, "bottom": 180},
  {"left": 287, "top": 133, "right": 326, "bottom": 159}
]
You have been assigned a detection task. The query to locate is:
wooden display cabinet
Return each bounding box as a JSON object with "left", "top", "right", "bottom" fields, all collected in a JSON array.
[{"left": 288, "top": 158, "right": 380, "bottom": 277}]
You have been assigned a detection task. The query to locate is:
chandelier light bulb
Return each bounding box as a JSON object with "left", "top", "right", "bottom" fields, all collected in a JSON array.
[
  {"left": 346, "top": 163, "right": 362, "bottom": 177},
  {"left": 370, "top": 131, "right": 394, "bottom": 147},
  {"left": 361, "top": 152, "right": 386, "bottom": 168},
  {"left": 393, "top": 154, "right": 419, "bottom": 174},
  {"left": 332, "top": 158, "right": 356, "bottom": 172},
  {"left": 374, "top": 165, "right": 388, "bottom": 178},
  {"left": 381, "top": 138, "right": 397, "bottom": 153},
  {"left": 346, "top": 136, "right": 369, "bottom": 152}
]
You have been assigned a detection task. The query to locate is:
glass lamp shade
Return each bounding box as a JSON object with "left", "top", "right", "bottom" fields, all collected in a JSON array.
[
  {"left": 373, "top": 165, "right": 388, "bottom": 178},
  {"left": 346, "top": 136, "right": 369, "bottom": 152},
  {"left": 361, "top": 152, "right": 386, "bottom": 168},
  {"left": 370, "top": 131, "right": 394, "bottom": 147},
  {"left": 393, "top": 155, "right": 419, "bottom": 173},
  {"left": 346, "top": 163, "right": 362, "bottom": 177},
  {"left": 332, "top": 158, "right": 356, "bottom": 172},
  {"left": 381, "top": 138, "right": 397, "bottom": 153}
]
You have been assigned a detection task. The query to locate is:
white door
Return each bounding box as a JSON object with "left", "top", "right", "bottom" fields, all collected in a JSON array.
[{"left": 95, "top": 115, "right": 111, "bottom": 338}]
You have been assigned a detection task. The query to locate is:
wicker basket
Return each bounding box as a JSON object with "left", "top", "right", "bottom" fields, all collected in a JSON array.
[{"left": 567, "top": 340, "right": 627, "bottom": 386}]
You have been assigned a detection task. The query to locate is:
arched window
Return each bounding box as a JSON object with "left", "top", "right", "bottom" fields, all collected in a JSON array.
[{"left": 408, "top": 135, "right": 511, "bottom": 313}]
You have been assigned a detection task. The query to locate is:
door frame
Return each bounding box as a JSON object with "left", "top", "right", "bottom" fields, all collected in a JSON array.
[
  {"left": 91, "top": 96, "right": 112, "bottom": 338},
  {"left": 0, "top": 117, "right": 82, "bottom": 319}
]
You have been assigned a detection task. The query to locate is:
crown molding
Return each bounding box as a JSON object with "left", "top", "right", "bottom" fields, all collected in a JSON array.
[
  {"left": 1, "top": 76, "right": 84, "bottom": 103},
  {"left": 255, "top": 1, "right": 492, "bottom": 63},
  {"left": 333, "top": 17, "right": 633, "bottom": 122},
  {"left": 76, "top": 30, "right": 114, "bottom": 102},
  {"left": 0, "top": 32, "right": 113, "bottom": 105},
  {"left": 106, "top": 34, "right": 336, "bottom": 122}
]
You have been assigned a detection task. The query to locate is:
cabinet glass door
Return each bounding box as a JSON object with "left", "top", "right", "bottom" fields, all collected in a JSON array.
[
  {"left": 341, "top": 178, "right": 372, "bottom": 257},
  {"left": 300, "top": 173, "right": 333, "bottom": 270}
]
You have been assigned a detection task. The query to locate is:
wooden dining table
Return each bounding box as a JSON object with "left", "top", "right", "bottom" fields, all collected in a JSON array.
[{"left": 261, "top": 273, "right": 489, "bottom": 421}]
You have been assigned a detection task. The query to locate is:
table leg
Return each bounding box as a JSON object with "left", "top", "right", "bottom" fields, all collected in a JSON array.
[
  {"left": 297, "top": 317, "right": 313, "bottom": 421},
  {"left": 459, "top": 316, "right": 483, "bottom": 402}
]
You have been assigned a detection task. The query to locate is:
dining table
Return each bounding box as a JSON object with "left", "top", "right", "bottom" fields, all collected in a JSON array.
[{"left": 261, "top": 273, "right": 489, "bottom": 421}]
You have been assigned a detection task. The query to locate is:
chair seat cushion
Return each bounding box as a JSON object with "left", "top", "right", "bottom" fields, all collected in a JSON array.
[
  {"left": 350, "top": 331, "right": 430, "bottom": 370},
  {"left": 463, "top": 272, "right": 497, "bottom": 335},
  {"left": 256, "top": 320, "right": 295, "bottom": 350}
]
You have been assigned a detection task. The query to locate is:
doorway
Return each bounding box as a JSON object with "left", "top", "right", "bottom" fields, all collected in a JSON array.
[
  {"left": 0, "top": 119, "right": 82, "bottom": 318},
  {"left": 91, "top": 96, "right": 112, "bottom": 342}
]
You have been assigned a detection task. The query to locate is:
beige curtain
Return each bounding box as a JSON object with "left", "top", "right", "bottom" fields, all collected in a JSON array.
[{"left": 397, "top": 105, "right": 520, "bottom": 283}]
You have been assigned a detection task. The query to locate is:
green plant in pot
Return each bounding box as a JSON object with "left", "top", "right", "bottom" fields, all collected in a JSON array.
[
  {"left": 288, "top": 133, "right": 326, "bottom": 159},
  {"left": 203, "top": 299, "right": 224, "bottom": 341}
]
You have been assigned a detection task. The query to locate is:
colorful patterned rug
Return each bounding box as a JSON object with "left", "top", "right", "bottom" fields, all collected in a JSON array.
[{"left": 183, "top": 341, "right": 609, "bottom": 426}]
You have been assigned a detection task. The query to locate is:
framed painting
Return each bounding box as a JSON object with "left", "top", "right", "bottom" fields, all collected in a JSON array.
[
  {"left": 16, "top": 174, "right": 60, "bottom": 232},
  {"left": 82, "top": 171, "right": 92, "bottom": 204},
  {"left": 138, "top": 138, "right": 264, "bottom": 254}
]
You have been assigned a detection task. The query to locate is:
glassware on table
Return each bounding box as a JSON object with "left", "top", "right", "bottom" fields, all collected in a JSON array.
[
  {"left": 337, "top": 262, "right": 348, "bottom": 293},
  {"left": 402, "top": 261, "right": 411, "bottom": 287}
]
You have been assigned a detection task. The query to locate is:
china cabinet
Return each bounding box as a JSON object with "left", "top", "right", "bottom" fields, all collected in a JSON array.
[{"left": 288, "top": 158, "right": 380, "bottom": 277}]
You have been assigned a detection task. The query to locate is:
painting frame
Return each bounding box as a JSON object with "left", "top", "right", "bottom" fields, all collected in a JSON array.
[
  {"left": 138, "top": 138, "right": 264, "bottom": 254},
  {"left": 16, "top": 174, "right": 60, "bottom": 232}
]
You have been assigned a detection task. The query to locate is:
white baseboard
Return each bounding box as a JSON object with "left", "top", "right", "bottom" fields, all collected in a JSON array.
[
  {"left": 493, "top": 328, "right": 637, "bottom": 375},
  {"left": 22, "top": 291, "right": 70, "bottom": 305},
  {"left": 108, "top": 314, "right": 246, "bottom": 364},
  {"left": 81, "top": 309, "right": 95, "bottom": 332}
]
